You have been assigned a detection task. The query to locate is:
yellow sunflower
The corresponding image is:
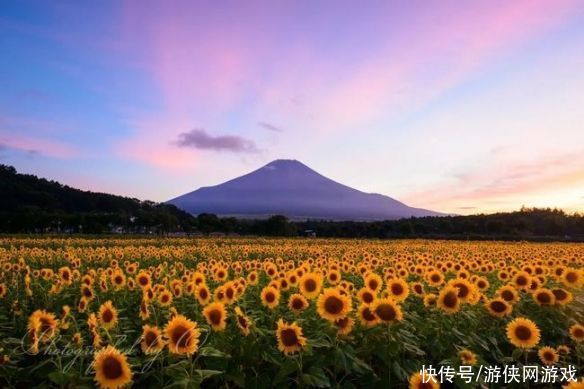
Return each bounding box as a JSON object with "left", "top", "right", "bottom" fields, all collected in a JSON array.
[
  {"left": 93, "top": 345, "right": 132, "bottom": 389},
  {"left": 140, "top": 325, "right": 164, "bottom": 355},
  {"left": 437, "top": 286, "right": 460, "bottom": 314},
  {"left": 276, "top": 319, "right": 306, "bottom": 355},
  {"left": 458, "top": 348, "right": 477, "bottom": 366},
  {"left": 409, "top": 371, "right": 440, "bottom": 389},
  {"left": 316, "top": 288, "right": 352, "bottom": 322},
  {"left": 386, "top": 278, "right": 410, "bottom": 302},
  {"left": 538, "top": 346, "right": 559, "bottom": 366},
  {"left": 164, "top": 314, "right": 201, "bottom": 355},
  {"left": 370, "top": 298, "right": 403, "bottom": 324},
  {"left": 569, "top": 324, "right": 584, "bottom": 343},
  {"left": 234, "top": 306, "right": 252, "bottom": 336},
  {"left": 203, "top": 302, "right": 227, "bottom": 332},
  {"left": 299, "top": 272, "right": 323, "bottom": 299},
  {"left": 532, "top": 288, "right": 555, "bottom": 306},
  {"left": 288, "top": 293, "right": 309, "bottom": 313},
  {"left": 357, "top": 303, "right": 379, "bottom": 328},
  {"left": 485, "top": 298, "right": 512, "bottom": 318},
  {"left": 98, "top": 301, "right": 119, "bottom": 330},
  {"left": 261, "top": 286, "right": 280, "bottom": 309},
  {"left": 334, "top": 316, "right": 354, "bottom": 336},
  {"left": 506, "top": 317, "right": 541, "bottom": 349}
]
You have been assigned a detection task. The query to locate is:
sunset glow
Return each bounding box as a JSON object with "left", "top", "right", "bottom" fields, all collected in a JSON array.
[{"left": 1, "top": 1, "right": 583, "bottom": 214}]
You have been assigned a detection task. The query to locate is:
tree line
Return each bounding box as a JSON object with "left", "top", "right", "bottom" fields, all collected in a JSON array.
[{"left": 1, "top": 164, "right": 583, "bottom": 240}]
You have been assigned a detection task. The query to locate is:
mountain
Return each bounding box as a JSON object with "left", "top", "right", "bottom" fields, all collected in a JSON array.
[
  {"left": 167, "top": 159, "right": 445, "bottom": 220},
  {"left": 0, "top": 164, "right": 194, "bottom": 233}
]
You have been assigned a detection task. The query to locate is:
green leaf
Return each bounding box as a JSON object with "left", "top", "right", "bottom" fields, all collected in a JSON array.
[
  {"left": 302, "top": 367, "right": 331, "bottom": 388},
  {"left": 199, "top": 346, "right": 229, "bottom": 358},
  {"left": 195, "top": 369, "right": 223, "bottom": 382}
]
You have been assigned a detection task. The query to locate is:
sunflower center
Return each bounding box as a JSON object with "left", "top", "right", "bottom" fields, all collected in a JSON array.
[
  {"left": 362, "top": 307, "right": 376, "bottom": 321},
  {"left": 431, "top": 274, "right": 440, "bottom": 282},
  {"left": 443, "top": 291, "right": 458, "bottom": 308},
  {"left": 537, "top": 293, "right": 551, "bottom": 304},
  {"left": 102, "top": 309, "right": 114, "bottom": 323},
  {"left": 516, "top": 276, "right": 527, "bottom": 286},
  {"left": 501, "top": 290, "right": 514, "bottom": 301},
  {"left": 375, "top": 304, "right": 396, "bottom": 321},
  {"left": 574, "top": 328, "right": 584, "bottom": 338},
  {"left": 265, "top": 292, "right": 275, "bottom": 303},
  {"left": 209, "top": 309, "right": 222, "bottom": 325},
  {"left": 543, "top": 351, "right": 554, "bottom": 361},
  {"left": 362, "top": 292, "right": 374, "bottom": 304},
  {"left": 454, "top": 283, "right": 469, "bottom": 298},
  {"left": 171, "top": 325, "right": 191, "bottom": 348},
  {"left": 566, "top": 272, "right": 577, "bottom": 283},
  {"left": 304, "top": 279, "right": 317, "bottom": 292},
  {"left": 553, "top": 289, "right": 567, "bottom": 300},
  {"left": 324, "top": 296, "right": 344, "bottom": 314},
  {"left": 515, "top": 325, "right": 532, "bottom": 341},
  {"left": 369, "top": 280, "right": 378, "bottom": 290},
  {"left": 280, "top": 328, "right": 299, "bottom": 346},
  {"left": 102, "top": 356, "right": 123, "bottom": 379},
  {"left": 391, "top": 284, "right": 403, "bottom": 295},
  {"left": 292, "top": 298, "right": 304, "bottom": 310},
  {"left": 145, "top": 331, "right": 158, "bottom": 347},
  {"left": 237, "top": 315, "right": 248, "bottom": 328},
  {"left": 490, "top": 301, "right": 507, "bottom": 313}
]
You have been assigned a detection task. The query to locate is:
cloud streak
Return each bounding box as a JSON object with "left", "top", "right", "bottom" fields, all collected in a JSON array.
[
  {"left": 174, "top": 129, "right": 259, "bottom": 153},
  {"left": 258, "top": 121, "right": 283, "bottom": 132}
]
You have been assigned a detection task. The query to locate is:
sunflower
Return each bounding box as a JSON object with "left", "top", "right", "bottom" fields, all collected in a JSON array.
[
  {"left": 423, "top": 293, "right": 438, "bottom": 308},
  {"left": 532, "top": 288, "right": 555, "bottom": 306},
  {"left": 327, "top": 269, "right": 341, "bottom": 285},
  {"left": 386, "top": 278, "right": 409, "bottom": 302},
  {"left": 98, "top": 301, "right": 119, "bottom": 330},
  {"left": 28, "top": 309, "right": 59, "bottom": 343},
  {"left": 157, "top": 289, "right": 173, "bottom": 307},
  {"left": 562, "top": 268, "right": 582, "bottom": 288},
  {"left": 203, "top": 302, "right": 227, "bottom": 332},
  {"left": 556, "top": 345, "right": 570, "bottom": 355},
  {"left": 447, "top": 278, "right": 476, "bottom": 303},
  {"left": 335, "top": 316, "right": 354, "bottom": 336},
  {"left": 317, "top": 288, "right": 352, "bottom": 322},
  {"left": 569, "top": 324, "right": 584, "bottom": 343},
  {"left": 485, "top": 298, "right": 512, "bottom": 318},
  {"left": 552, "top": 288, "right": 573, "bottom": 306},
  {"left": 426, "top": 270, "right": 445, "bottom": 287},
  {"left": 139, "top": 299, "right": 150, "bottom": 320},
  {"left": 93, "top": 345, "right": 132, "bottom": 389},
  {"left": 288, "top": 293, "right": 309, "bottom": 313},
  {"left": 563, "top": 379, "right": 584, "bottom": 389},
  {"left": 299, "top": 272, "right": 323, "bottom": 299},
  {"left": 261, "top": 286, "right": 280, "bottom": 309},
  {"left": 234, "top": 306, "right": 252, "bottom": 336},
  {"left": 371, "top": 298, "right": 403, "bottom": 324},
  {"left": 0, "top": 283, "right": 7, "bottom": 298},
  {"left": 437, "top": 286, "right": 460, "bottom": 314},
  {"left": 357, "top": 303, "right": 379, "bottom": 327},
  {"left": 497, "top": 285, "right": 519, "bottom": 304},
  {"left": 538, "top": 346, "right": 559, "bottom": 366},
  {"left": 408, "top": 371, "right": 439, "bottom": 389},
  {"left": 276, "top": 319, "right": 306, "bottom": 355},
  {"left": 140, "top": 325, "right": 164, "bottom": 355},
  {"left": 458, "top": 348, "right": 477, "bottom": 366},
  {"left": 411, "top": 282, "right": 425, "bottom": 297},
  {"left": 357, "top": 287, "right": 376, "bottom": 305},
  {"left": 512, "top": 271, "right": 531, "bottom": 290},
  {"left": 195, "top": 284, "right": 211, "bottom": 306},
  {"left": 364, "top": 273, "right": 383, "bottom": 292},
  {"left": 506, "top": 317, "right": 541, "bottom": 349},
  {"left": 164, "top": 314, "right": 201, "bottom": 355}
]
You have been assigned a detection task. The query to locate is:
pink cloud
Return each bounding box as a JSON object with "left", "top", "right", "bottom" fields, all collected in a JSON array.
[
  {"left": 403, "top": 150, "right": 584, "bottom": 213},
  {"left": 111, "top": 1, "right": 581, "bottom": 169},
  {"left": 0, "top": 132, "right": 78, "bottom": 159}
]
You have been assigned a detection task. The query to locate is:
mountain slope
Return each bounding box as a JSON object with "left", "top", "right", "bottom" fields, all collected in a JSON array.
[{"left": 167, "top": 159, "right": 444, "bottom": 220}]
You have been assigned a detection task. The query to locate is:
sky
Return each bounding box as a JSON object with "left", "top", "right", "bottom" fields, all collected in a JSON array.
[{"left": 1, "top": 0, "right": 583, "bottom": 215}]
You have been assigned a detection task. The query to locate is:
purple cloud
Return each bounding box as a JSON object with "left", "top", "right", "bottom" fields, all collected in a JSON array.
[
  {"left": 258, "top": 121, "right": 283, "bottom": 132},
  {"left": 174, "top": 129, "right": 259, "bottom": 153}
]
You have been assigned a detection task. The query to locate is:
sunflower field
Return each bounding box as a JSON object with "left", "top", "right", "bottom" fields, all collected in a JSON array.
[{"left": 0, "top": 237, "right": 582, "bottom": 388}]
